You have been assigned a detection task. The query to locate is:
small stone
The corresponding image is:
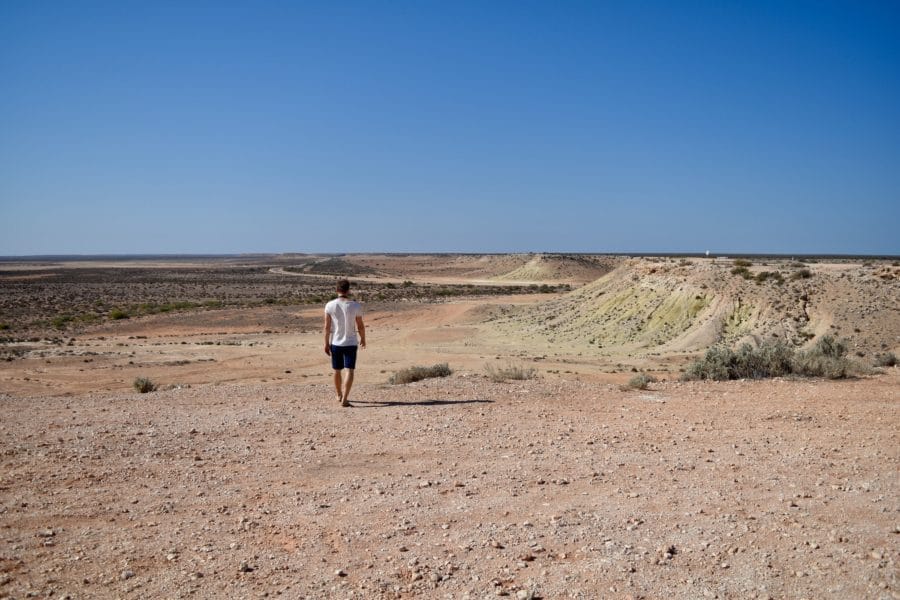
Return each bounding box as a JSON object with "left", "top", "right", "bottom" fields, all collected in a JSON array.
[
  {"left": 516, "top": 590, "right": 536, "bottom": 600},
  {"left": 37, "top": 529, "right": 55, "bottom": 538},
  {"left": 120, "top": 570, "right": 135, "bottom": 580},
  {"left": 239, "top": 561, "right": 253, "bottom": 573},
  {"left": 335, "top": 569, "right": 347, "bottom": 577},
  {"left": 490, "top": 540, "right": 504, "bottom": 549}
]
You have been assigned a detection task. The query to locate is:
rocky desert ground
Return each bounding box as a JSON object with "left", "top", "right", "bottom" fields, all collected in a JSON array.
[{"left": 1, "top": 253, "right": 898, "bottom": 599}]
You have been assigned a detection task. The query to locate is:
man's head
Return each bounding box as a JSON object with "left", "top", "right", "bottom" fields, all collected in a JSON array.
[{"left": 336, "top": 279, "right": 351, "bottom": 296}]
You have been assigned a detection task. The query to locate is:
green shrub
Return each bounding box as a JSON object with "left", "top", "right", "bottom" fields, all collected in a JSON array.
[
  {"left": 733, "top": 259, "right": 753, "bottom": 268},
  {"left": 52, "top": 315, "right": 73, "bottom": 330},
  {"left": 625, "top": 373, "right": 657, "bottom": 390},
  {"left": 683, "top": 340, "right": 797, "bottom": 381},
  {"left": 731, "top": 266, "right": 752, "bottom": 279},
  {"left": 109, "top": 308, "right": 130, "bottom": 320},
  {"left": 792, "top": 350, "right": 850, "bottom": 378},
  {"left": 873, "top": 352, "right": 897, "bottom": 367},
  {"left": 0, "top": 323, "right": 9, "bottom": 331},
  {"left": 388, "top": 363, "right": 452, "bottom": 384},
  {"left": 485, "top": 362, "right": 538, "bottom": 382},
  {"left": 790, "top": 335, "right": 855, "bottom": 378},
  {"left": 791, "top": 268, "right": 812, "bottom": 280},
  {"left": 755, "top": 271, "right": 784, "bottom": 285},
  {"left": 683, "top": 335, "right": 857, "bottom": 381},
  {"left": 133, "top": 377, "right": 157, "bottom": 393}
]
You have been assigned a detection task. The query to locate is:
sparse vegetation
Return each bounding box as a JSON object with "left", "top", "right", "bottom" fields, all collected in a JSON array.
[
  {"left": 109, "top": 308, "right": 130, "bottom": 320},
  {"left": 792, "top": 336, "right": 854, "bottom": 379},
  {"left": 485, "top": 362, "right": 538, "bottom": 382},
  {"left": 731, "top": 266, "right": 752, "bottom": 279},
  {"left": 683, "top": 341, "right": 794, "bottom": 381},
  {"left": 754, "top": 271, "right": 784, "bottom": 285},
  {"left": 285, "top": 257, "right": 376, "bottom": 276},
  {"left": 51, "top": 315, "right": 74, "bottom": 329},
  {"left": 388, "top": 363, "right": 452, "bottom": 384},
  {"left": 625, "top": 373, "right": 657, "bottom": 390},
  {"left": 873, "top": 352, "right": 897, "bottom": 367},
  {"left": 133, "top": 377, "right": 157, "bottom": 393},
  {"left": 683, "top": 335, "right": 858, "bottom": 381},
  {"left": 733, "top": 259, "right": 753, "bottom": 268},
  {"left": 791, "top": 268, "right": 812, "bottom": 280}
]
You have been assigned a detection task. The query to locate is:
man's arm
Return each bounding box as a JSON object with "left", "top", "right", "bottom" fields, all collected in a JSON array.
[
  {"left": 323, "top": 313, "right": 332, "bottom": 355},
  {"left": 356, "top": 315, "right": 366, "bottom": 349}
]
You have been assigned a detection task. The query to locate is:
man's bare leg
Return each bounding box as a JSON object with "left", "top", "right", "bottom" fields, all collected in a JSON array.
[
  {"left": 341, "top": 369, "right": 355, "bottom": 406},
  {"left": 333, "top": 370, "right": 343, "bottom": 404}
]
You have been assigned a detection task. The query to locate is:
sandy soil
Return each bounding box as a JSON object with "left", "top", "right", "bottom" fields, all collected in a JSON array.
[
  {"left": 1, "top": 254, "right": 898, "bottom": 599},
  {"left": 1, "top": 374, "right": 898, "bottom": 599}
]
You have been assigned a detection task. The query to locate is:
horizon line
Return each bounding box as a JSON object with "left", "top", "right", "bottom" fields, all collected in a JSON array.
[{"left": 1, "top": 251, "right": 898, "bottom": 261}]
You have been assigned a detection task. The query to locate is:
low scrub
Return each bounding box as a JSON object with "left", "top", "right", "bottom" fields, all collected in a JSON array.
[
  {"left": 485, "top": 362, "right": 538, "bottom": 382},
  {"left": 873, "top": 352, "right": 897, "bottom": 367},
  {"left": 754, "top": 271, "right": 784, "bottom": 285},
  {"left": 109, "top": 308, "right": 130, "bottom": 320},
  {"left": 624, "top": 373, "right": 657, "bottom": 390},
  {"left": 388, "top": 363, "right": 452, "bottom": 385},
  {"left": 683, "top": 335, "right": 857, "bottom": 381},
  {"left": 792, "top": 336, "right": 853, "bottom": 379},
  {"left": 731, "top": 266, "right": 752, "bottom": 279},
  {"left": 133, "top": 377, "right": 157, "bottom": 393}
]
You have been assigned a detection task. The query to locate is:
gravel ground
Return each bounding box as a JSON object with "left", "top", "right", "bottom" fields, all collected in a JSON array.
[{"left": 1, "top": 372, "right": 898, "bottom": 599}]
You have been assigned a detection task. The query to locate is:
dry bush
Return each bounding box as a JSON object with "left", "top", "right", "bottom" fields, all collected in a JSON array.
[
  {"left": 683, "top": 341, "right": 793, "bottom": 381},
  {"left": 731, "top": 266, "right": 752, "bottom": 279},
  {"left": 485, "top": 363, "right": 537, "bottom": 382},
  {"left": 388, "top": 363, "right": 451, "bottom": 385},
  {"left": 133, "top": 377, "right": 157, "bottom": 393},
  {"left": 624, "top": 373, "right": 657, "bottom": 390},
  {"left": 873, "top": 352, "right": 897, "bottom": 367},
  {"left": 683, "top": 336, "right": 859, "bottom": 381}
]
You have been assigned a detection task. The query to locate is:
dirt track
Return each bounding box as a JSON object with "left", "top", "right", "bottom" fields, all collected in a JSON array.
[{"left": 1, "top": 372, "right": 898, "bottom": 599}]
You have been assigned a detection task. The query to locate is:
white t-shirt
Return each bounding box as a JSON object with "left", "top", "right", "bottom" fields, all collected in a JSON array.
[{"left": 325, "top": 297, "right": 363, "bottom": 346}]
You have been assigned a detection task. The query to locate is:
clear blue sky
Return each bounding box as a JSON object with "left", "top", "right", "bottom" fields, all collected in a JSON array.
[{"left": 1, "top": 1, "right": 898, "bottom": 255}]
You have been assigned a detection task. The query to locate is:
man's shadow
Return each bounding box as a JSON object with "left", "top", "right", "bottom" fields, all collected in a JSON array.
[{"left": 352, "top": 399, "right": 493, "bottom": 408}]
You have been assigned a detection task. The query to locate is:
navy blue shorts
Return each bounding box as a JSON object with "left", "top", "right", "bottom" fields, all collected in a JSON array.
[{"left": 330, "top": 345, "right": 358, "bottom": 370}]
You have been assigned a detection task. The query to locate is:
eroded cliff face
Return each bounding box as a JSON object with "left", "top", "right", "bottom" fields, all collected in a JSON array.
[{"left": 494, "top": 257, "right": 900, "bottom": 357}]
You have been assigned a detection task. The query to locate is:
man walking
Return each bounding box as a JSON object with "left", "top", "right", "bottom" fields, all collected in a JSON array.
[{"left": 324, "top": 279, "right": 366, "bottom": 407}]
